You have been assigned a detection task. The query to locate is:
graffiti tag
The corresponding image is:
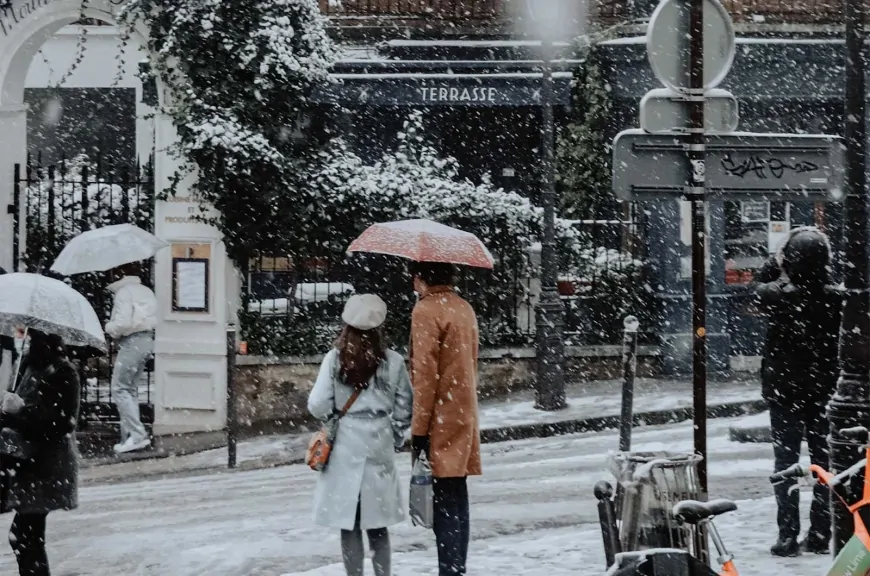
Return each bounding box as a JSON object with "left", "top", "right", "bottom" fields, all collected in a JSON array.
[{"left": 721, "top": 153, "right": 820, "bottom": 180}]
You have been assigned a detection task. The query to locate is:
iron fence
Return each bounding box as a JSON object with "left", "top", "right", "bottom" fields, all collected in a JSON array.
[
  {"left": 240, "top": 212, "right": 653, "bottom": 357},
  {"left": 13, "top": 154, "right": 156, "bottom": 425},
  {"left": 560, "top": 217, "right": 656, "bottom": 346}
]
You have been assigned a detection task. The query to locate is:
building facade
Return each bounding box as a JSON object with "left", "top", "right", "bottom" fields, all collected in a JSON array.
[
  {"left": 23, "top": 1, "right": 855, "bottom": 379},
  {"left": 315, "top": 0, "right": 855, "bottom": 373},
  {"left": 595, "top": 0, "right": 848, "bottom": 372}
]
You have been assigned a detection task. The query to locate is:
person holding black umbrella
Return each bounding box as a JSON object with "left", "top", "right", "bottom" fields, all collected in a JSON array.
[{"left": 0, "top": 328, "right": 80, "bottom": 576}]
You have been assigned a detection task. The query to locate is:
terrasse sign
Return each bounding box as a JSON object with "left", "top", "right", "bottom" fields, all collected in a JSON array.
[
  {"left": 312, "top": 73, "right": 573, "bottom": 107},
  {"left": 419, "top": 86, "right": 499, "bottom": 103}
]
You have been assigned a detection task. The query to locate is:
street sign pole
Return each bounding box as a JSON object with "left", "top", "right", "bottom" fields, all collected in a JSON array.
[
  {"left": 687, "top": 0, "right": 708, "bottom": 498},
  {"left": 619, "top": 0, "right": 842, "bottom": 507},
  {"left": 829, "top": 0, "right": 870, "bottom": 553}
]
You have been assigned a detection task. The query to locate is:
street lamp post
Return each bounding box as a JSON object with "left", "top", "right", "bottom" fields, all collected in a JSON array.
[
  {"left": 533, "top": 35, "right": 568, "bottom": 412},
  {"left": 828, "top": 0, "right": 870, "bottom": 554},
  {"left": 518, "top": 0, "right": 582, "bottom": 411}
]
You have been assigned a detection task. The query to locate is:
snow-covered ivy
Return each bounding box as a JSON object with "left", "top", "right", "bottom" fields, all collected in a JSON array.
[
  {"left": 242, "top": 112, "right": 589, "bottom": 355},
  {"left": 302, "top": 111, "right": 581, "bottom": 262},
  {"left": 119, "top": 0, "right": 337, "bottom": 264},
  {"left": 557, "top": 43, "right": 613, "bottom": 217}
]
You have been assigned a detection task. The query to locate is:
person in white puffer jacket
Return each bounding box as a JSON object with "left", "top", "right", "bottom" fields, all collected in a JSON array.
[{"left": 105, "top": 262, "right": 158, "bottom": 454}]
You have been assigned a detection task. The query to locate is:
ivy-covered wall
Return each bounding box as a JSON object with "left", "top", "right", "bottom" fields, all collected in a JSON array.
[{"left": 557, "top": 45, "right": 615, "bottom": 220}]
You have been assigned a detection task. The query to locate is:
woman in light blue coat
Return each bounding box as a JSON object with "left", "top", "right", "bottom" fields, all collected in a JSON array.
[{"left": 308, "top": 294, "right": 413, "bottom": 576}]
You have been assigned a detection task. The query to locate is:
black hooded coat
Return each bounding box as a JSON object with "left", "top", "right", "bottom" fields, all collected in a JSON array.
[{"left": 756, "top": 227, "right": 843, "bottom": 404}]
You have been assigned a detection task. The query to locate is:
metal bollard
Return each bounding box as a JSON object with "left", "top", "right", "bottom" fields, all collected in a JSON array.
[
  {"left": 595, "top": 481, "right": 621, "bottom": 569},
  {"left": 227, "top": 327, "right": 238, "bottom": 469},
  {"left": 619, "top": 315, "right": 640, "bottom": 452}
]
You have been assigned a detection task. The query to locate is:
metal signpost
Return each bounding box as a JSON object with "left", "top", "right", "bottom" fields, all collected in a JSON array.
[
  {"left": 640, "top": 89, "right": 738, "bottom": 134},
  {"left": 616, "top": 0, "right": 844, "bottom": 496},
  {"left": 614, "top": 131, "right": 845, "bottom": 201}
]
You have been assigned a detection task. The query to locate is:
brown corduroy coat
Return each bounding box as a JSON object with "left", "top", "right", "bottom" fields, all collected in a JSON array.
[{"left": 410, "top": 286, "right": 482, "bottom": 478}]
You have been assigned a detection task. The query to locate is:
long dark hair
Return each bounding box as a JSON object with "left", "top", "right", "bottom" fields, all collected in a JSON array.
[{"left": 335, "top": 325, "right": 386, "bottom": 389}]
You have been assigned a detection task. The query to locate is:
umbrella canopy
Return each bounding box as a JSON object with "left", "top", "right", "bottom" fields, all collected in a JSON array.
[
  {"left": 347, "top": 219, "right": 495, "bottom": 269},
  {"left": 0, "top": 273, "right": 106, "bottom": 351},
  {"left": 51, "top": 223, "right": 168, "bottom": 276}
]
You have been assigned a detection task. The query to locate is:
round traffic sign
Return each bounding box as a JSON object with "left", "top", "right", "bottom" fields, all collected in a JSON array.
[{"left": 646, "top": 0, "right": 736, "bottom": 92}]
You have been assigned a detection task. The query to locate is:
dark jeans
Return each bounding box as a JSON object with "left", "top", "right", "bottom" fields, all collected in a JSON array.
[
  {"left": 433, "top": 477, "right": 470, "bottom": 576},
  {"left": 770, "top": 398, "right": 831, "bottom": 542},
  {"left": 9, "top": 512, "right": 49, "bottom": 576}
]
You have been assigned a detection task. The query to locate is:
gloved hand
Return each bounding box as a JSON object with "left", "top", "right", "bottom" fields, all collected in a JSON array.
[
  {"left": 411, "top": 435, "right": 430, "bottom": 463},
  {"left": 1, "top": 392, "right": 24, "bottom": 415}
]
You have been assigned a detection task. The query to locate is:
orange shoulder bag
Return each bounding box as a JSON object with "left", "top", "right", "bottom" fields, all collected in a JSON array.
[{"left": 306, "top": 388, "right": 362, "bottom": 472}]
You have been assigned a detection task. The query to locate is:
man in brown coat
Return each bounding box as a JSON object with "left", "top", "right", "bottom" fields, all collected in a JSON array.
[{"left": 410, "top": 262, "right": 482, "bottom": 576}]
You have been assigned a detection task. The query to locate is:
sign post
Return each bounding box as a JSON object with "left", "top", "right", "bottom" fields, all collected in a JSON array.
[
  {"left": 829, "top": 0, "right": 870, "bottom": 553},
  {"left": 615, "top": 0, "right": 843, "bottom": 498},
  {"left": 687, "top": 0, "right": 709, "bottom": 497}
]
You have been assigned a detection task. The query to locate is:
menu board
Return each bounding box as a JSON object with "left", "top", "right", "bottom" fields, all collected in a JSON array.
[{"left": 172, "top": 258, "right": 209, "bottom": 312}]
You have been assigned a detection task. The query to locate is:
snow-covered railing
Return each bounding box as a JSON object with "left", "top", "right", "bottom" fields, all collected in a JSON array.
[
  {"left": 318, "top": 0, "right": 506, "bottom": 24},
  {"left": 595, "top": 0, "right": 846, "bottom": 25},
  {"left": 248, "top": 283, "right": 355, "bottom": 316}
]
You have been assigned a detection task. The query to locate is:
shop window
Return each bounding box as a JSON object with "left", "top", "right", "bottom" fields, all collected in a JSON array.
[{"left": 724, "top": 200, "right": 789, "bottom": 285}]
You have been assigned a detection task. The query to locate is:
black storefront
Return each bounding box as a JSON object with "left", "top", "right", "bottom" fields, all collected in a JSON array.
[
  {"left": 600, "top": 35, "right": 848, "bottom": 372},
  {"left": 246, "top": 40, "right": 585, "bottom": 336},
  {"left": 311, "top": 41, "right": 576, "bottom": 202}
]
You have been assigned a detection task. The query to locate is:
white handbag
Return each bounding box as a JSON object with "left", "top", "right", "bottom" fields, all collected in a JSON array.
[{"left": 409, "top": 453, "right": 434, "bottom": 529}]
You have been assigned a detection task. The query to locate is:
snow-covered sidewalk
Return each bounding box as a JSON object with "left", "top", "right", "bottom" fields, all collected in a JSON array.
[
  {"left": 82, "top": 376, "right": 762, "bottom": 485},
  {"left": 0, "top": 417, "right": 809, "bottom": 575},
  {"left": 478, "top": 376, "right": 761, "bottom": 430}
]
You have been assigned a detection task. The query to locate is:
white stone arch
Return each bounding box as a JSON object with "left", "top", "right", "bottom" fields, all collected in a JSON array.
[
  {"left": 0, "top": 1, "right": 160, "bottom": 105},
  {"left": 0, "top": 0, "right": 231, "bottom": 442}
]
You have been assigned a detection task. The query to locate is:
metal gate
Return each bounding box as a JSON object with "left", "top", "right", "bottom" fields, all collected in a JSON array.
[{"left": 12, "top": 153, "right": 156, "bottom": 426}]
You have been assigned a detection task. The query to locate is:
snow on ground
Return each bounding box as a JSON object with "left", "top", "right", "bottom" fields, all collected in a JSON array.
[
  {"left": 731, "top": 410, "right": 771, "bottom": 430},
  {"left": 282, "top": 493, "right": 830, "bottom": 576},
  {"left": 478, "top": 380, "right": 760, "bottom": 430},
  {"left": 93, "top": 377, "right": 762, "bottom": 479},
  {"left": 0, "top": 418, "right": 814, "bottom": 575}
]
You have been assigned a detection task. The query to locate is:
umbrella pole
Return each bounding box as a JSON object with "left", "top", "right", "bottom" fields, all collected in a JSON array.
[{"left": 8, "top": 328, "right": 27, "bottom": 392}]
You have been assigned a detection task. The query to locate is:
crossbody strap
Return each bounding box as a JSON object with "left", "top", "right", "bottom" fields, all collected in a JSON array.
[{"left": 337, "top": 388, "right": 362, "bottom": 418}]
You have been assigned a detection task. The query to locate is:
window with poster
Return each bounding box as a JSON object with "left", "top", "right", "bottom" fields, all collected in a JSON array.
[{"left": 724, "top": 200, "right": 790, "bottom": 286}]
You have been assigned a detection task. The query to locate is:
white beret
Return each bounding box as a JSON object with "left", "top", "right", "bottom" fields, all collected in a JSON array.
[{"left": 341, "top": 294, "right": 387, "bottom": 331}]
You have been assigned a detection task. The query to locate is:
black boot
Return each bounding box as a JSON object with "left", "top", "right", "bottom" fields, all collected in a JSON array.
[
  {"left": 800, "top": 533, "right": 830, "bottom": 555},
  {"left": 771, "top": 537, "right": 801, "bottom": 557}
]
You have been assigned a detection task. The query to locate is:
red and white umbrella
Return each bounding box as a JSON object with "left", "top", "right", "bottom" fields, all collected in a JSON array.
[{"left": 347, "top": 219, "right": 495, "bottom": 269}]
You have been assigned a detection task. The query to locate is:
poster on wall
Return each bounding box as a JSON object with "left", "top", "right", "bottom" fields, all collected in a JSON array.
[
  {"left": 173, "top": 259, "right": 209, "bottom": 312},
  {"left": 679, "top": 201, "right": 711, "bottom": 279},
  {"left": 171, "top": 243, "right": 212, "bottom": 313},
  {"left": 741, "top": 201, "right": 770, "bottom": 223},
  {"left": 768, "top": 221, "right": 791, "bottom": 254}
]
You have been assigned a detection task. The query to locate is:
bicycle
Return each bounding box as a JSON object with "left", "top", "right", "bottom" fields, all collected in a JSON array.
[
  {"left": 605, "top": 497, "right": 739, "bottom": 575},
  {"left": 767, "top": 425, "right": 870, "bottom": 576},
  {"left": 602, "top": 426, "right": 870, "bottom": 576}
]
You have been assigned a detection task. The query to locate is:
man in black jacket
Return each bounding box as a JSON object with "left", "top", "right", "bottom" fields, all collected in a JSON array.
[{"left": 756, "top": 227, "right": 842, "bottom": 557}]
